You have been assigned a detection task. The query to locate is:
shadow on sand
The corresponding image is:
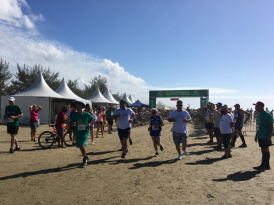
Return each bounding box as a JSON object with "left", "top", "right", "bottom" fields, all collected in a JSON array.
[
  {"left": 129, "top": 158, "right": 178, "bottom": 170},
  {"left": 185, "top": 157, "right": 223, "bottom": 165},
  {"left": 212, "top": 171, "right": 263, "bottom": 182}
]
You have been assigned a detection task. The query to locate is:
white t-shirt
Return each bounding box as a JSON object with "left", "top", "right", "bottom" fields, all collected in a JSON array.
[
  {"left": 168, "top": 110, "right": 191, "bottom": 134},
  {"left": 219, "top": 114, "right": 233, "bottom": 134},
  {"left": 112, "top": 108, "right": 135, "bottom": 129},
  {"left": 213, "top": 110, "right": 222, "bottom": 128}
]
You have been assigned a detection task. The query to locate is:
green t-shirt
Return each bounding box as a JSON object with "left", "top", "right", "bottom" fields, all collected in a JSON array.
[
  {"left": 5, "top": 105, "right": 22, "bottom": 126},
  {"left": 107, "top": 109, "right": 114, "bottom": 119},
  {"left": 70, "top": 111, "right": 94, "bottom": 138},
  {"left": 256, "top": 111, "right": 273, "bottom": 139}
]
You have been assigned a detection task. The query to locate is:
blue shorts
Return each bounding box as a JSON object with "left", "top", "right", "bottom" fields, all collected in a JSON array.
[
  {"left": 75, "top": 135, "right": 88, "bottom": 148},
  {"left": 57, "top": 129, "right": 64, "bottom": 138},
  {"left": 150, "top": 130, "right": 161, "bottom": 137},
  {"left": 118, "top": 128, "right": 131, "bottom": 141}
]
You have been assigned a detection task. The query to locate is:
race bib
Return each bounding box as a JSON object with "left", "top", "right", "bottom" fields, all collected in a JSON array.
[
  {"left": 256, "top": 124, "right": 260, "bottom": 131},
  {"left": 78, "top": 124, "right": 86, "bottom": 130},
  {"left": 152, "top": 125, "right": 158, "bottom": 130},
  {"left": 8, "top": 118, "right": 14, "bottom": 123}
]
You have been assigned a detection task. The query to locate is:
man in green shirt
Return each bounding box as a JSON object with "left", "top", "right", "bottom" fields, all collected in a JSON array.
[
  {"left": 253, "top": 101, "right": 273, "bottom": 171},
  {"left": 70, "top": 101, "right": 94, "bottom": 166},
  {"left": 107, "top": 106, "right": 114, "bottom": 134},
  {"left": 4, "top": 97, "right": 24, "bottom": 153}
]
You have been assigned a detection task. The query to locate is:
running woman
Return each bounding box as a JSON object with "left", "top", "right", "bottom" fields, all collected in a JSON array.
[
  {"left": 230, "top": 103, "right": 251, "bottom": 148},
  {"left": 168, "top": 100, "right": 191, "bottom": 160},
  {"left": 70, "top": 101, "right": 94, "bottom": 166},
  {"left": 112, "top": 100, "right": 135, "bottom": 158},
  {"left": 253, "top": 101, "right": 273, "bottom": 171},
  {"left": 148, "top": 108, "right": 164, "bottom": 157},
  {"left": 4, "top": 97, "right": 23, "bottom": 153}
]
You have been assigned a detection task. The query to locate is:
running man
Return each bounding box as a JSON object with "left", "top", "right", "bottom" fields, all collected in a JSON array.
[
  {"left": 205, "top": 102, "right": 215, "bottom": 144},
  {"left": 112, "top": 100, "right": 135, "bottom": 158},
  {"left": 213, "top": 102, "right": 223, "bottom": 151},
  {"left": 70, "top": 101, "right": 94, "bottom": 166},
  {"left": 4, "top": 97, "right": 23, "bottom": 153},
  {"left": 148, "top": 108, "right": 164, "bottom": 157},
  {"left": 230, "top": 103, "right": 251, "bottom": 148},
  {"left": 168, "top": 100, "right": 191, "bottom": 160},
  {"left": 253, "top": 101, "right": 273, "bottom": 171}
]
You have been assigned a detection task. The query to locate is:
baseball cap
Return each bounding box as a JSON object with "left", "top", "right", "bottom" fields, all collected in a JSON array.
[
  {"left": 119, "top": 100, "right": 125, "bottom": 103},
  {"left": 222, "top": 105, "right": 228, "bottom": 110},
  {"left": 215, "top": 102, "right": 222, "bottom": 106},
  {"left": 253, "top": 101, "right": 264, "bottom": 106},
  {"left": 234, "top": 104, "right": 240, "bottom": 107},
  {"left": 9, "top": 97, "right": 15, "bottom": 101}
]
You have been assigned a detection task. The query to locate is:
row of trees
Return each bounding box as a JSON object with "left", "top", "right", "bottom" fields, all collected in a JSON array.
[{"left": 0, "top": 58, "right": 123, "bottom": 100}]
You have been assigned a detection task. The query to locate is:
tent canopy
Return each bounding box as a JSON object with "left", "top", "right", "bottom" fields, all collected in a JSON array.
[
  {"left": 128, "top": 95, "right": 135, "bottom": 104},
  {"left": 121, "top": 93, "right": 132, "bottom": 104},
  {"left": 55, "top": 78, "right": 91, "bottom": 105},
  {"left": 129, "top": 100, "right": 149, "bottom": 107},
  {"left": 88, "top": 87, "right": 112, "bottom": 104},
  {"left": 14, "top": 72, "right": 64, "bottom": 98},
  {"left": 103, "top": 89, "right": 119, "bottom": 104}
]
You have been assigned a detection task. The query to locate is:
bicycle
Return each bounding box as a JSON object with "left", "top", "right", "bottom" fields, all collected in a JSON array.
[{"left": 38, "top": 124, "right": 75, "bottom": 149}]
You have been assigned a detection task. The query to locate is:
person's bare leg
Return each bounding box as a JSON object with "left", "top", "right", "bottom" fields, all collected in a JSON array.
[
  {"left": 30, "top": 129, "right": 34, "bottom": 141},
  {"left": 216, "top": 137, "right": 222, "bottom": 147},
  {"left": 90, "top": 127, "right": 94, "bottom": 143},
  {"left": 152, "top": 137, "right": 157, "bottom": 151},
  {"left": 101, "top": 124, "right": 104, "bottom": 138},
  {"left": 176, "top": 144, "right": 181, "bottom": 155},
  {"left": 61, "top": 137, "right": 66, "bottom": 148},
  {"left": 122, "top": 138, "right": 128, "bottom": 152},
  {"left": 10, "top": 134, "right": 15, "bottom": 148},
  {"left": 208, "top": 129, "right": 214, "bottom": 141},
  {"left": 96, "top": 124, "right": 99, "bottom": 137},
  {"left": 33, "top": 129, "right": 37, "bottom": 141},
  {"left": 182, "top": 143, "right": 187, "bottom": 151},
  {"left": 80, "top": 145, "right": 86, "bottom": 158}
]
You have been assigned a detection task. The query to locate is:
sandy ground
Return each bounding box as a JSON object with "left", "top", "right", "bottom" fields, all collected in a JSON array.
[{"left": 0, "top": 121, "right": 273, "bottom": 205}]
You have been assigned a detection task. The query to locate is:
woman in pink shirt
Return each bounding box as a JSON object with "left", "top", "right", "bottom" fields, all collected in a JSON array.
[
  {"left": 29, "top": 104, "right": 42, "bottom": 142},
  {"left": 96, "top": 109, "right": 104, "bottom": 138}
]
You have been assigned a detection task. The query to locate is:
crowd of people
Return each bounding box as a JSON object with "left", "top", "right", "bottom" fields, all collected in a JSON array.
[{"left": 3, "top": 97, "right": 273, "bottom": 170}]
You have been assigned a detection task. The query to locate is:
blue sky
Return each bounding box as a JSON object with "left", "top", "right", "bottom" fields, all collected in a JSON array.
[{"left": 1, "top": 0, "right": 274, "bottom": 109}]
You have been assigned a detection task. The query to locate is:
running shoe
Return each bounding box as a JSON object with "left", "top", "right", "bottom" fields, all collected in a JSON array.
[
  {"left": 109, "top": 132, "right": 113, "bottom": 134},
  {"left": 178, "top": 155, "right": 182, "bottom": 160},
  {"left": 183, "top": 149, "right": 188, "bottom": 156},
  {"left": 121, "top": 149, "right": 128, "bottom": 158},
  {"left": 83, "top": 156, "right": 89, "bottom": 166},
  {"left": 155, "top": 151, "right": 159, "bottom": 157},
  {"left": 215, "top": 146, "right": 222, "bottom": 151},
  {"left": 14, "top": 147, "right": 20, "bottom": 151},
  {"left": 129, "top": 139, "right": 132, "bottom": 145},
  {"left": 228, "top": 154, "right": 232, "bottom": 158},
  {"left": 253, "top": 165, "right": 265, "bottom": 171},
  {"left": 160, "top": 145, "right": 164, "bottom": 151},
  {"left": 239, "top": 144, "right": 247, "bottom": 148},
  {"left": 10, "top": 148, "right": 14, "bottom": 153},
  {"left": 221, "top": 155, "right": 228, "bottom": 159},
  {"left": 207, "top": 140, "right": 214, "bottom": 144}
]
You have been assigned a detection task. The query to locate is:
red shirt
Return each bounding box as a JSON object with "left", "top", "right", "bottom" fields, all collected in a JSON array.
[
  {"left": 55, "top": 111, "right": 65, "bottom": 129},
  {"left": 30, "top": 110, "right": 39, "bottom": 121}
]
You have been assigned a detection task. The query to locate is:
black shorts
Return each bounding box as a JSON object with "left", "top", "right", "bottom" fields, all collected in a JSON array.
[
  {"left": 205, "top": 123, "right": 214, "bottom": 130},
  {"left": 258, "top": 138, "right": 270, "bottom": 148},
  {"left": 214, "top": 127, "right": 221, "bottom": 137},
  {"left": 96, "top": 121, "right": 103, "bottom": 124},
  {"left": 235, "top": 126, "right": 242, "bottom": 131},
  {"left": 29, "top": 120, "right": 38, "bottom": 130},
  {"left": 7, "top": 126, "right": 19, "bottom": 135},
  {"left": 118, "top": 128, "right": 131, "bottom": 141},
  {"left": 107, "top": 118, "right": 113, "bottom": 126},
  {"left": 57, "top": 129, "right": 64, "bottom": 138},
  {"left": 222, "top": 133, "right": 232, "bottom": 148}
]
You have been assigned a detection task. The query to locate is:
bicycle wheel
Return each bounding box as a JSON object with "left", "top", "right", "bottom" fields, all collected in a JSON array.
[
  {"left": 38, "top": 131, "right": 54, "bottom": 149},
  {"left": 64, "top": 130, "right": 74, "bottom": 147}
]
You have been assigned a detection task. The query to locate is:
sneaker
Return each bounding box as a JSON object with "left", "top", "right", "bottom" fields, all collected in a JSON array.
[
  {"left": 253, "top": 165, "right": 265, "bottom": 171},
  {"left": 207, "top": 140, "right": 214, "bottom": 144},
  {"left": 121, "top": 149, "right": 128, "bottom": 158},
  {"left": 109, "top": 132, "right": 113, "bottom": 134},
  {"left": 10, "top": 148, "right": 14, "bottom": 153},
  {"left": 129, "top": 139, "right": 132, "bottom": 145},
  {"left": 183, "top": 149, "right": 188, "bottom": 156},
  {"left": 160, "top": 145, "right": 164, "bottom": 151},
  {"left": 83, "top": 157, "right": 89, "bottom": 166},
  {"left": 155, "top": 151, "right": 159, "bottom": 157},
  {"left": 221, "top": 155, "right": 228, "bottom": 159},
  {"left": 178, "top": 155, "right": 182, "bottom": 160},
  {"left": 14, "top": 147, "right": 20, "bottom": 151},
  {"left": 230, "top": 144, "right": 235, "bottom": 148},
  {"left": 91, "top": 142, "right": 94, "bottom": 145},
  {"left": 215, "top": 146, "right": 222, "bottom": 151},
  {"left": 228, "top": 154, "right": 232, "bottom": 158},
  {"left": 239, "top": 144, "right": 247, "bottom": 148}
]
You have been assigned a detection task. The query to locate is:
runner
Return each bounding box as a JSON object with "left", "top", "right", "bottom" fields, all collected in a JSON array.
[
  {"left": 29, "top": 104, "right": 42, "bottom": 142},
  {"left": 55, "top": 106, "right": 68, "bottom": 148},
  {"left": 4, "top": 97, "right": 23, "bottom": 153},
  {"left": 230, "top": 103, "right": 251, "bottom": 148},
  {"left": 168, "top": 100, "right": 191, "bottom": 160},
  {"left": 111, "top": 100, "right": 135, "bottom": 158},
  {"left": 70, "top": 101, "right": 94, "bottom": 166},
  {"left": 253, "top": 101, "right": 273, "bottom": 171},
  {"left": 107, "top": 106, "right": 114, "bottom": 134},
  {"left": 148, "top": 108, "right": 164, "bottom": 157},
  {"left": 205, "top": 102, "right": 215, "bottom": 144},
  {"left": 212, "top": 102, "right": 223, "bottom": 151},
  {"left": 85, "top": 104, "right": 96, "bottom": 145},
  {"left": 219, "top": 105, "right": 233, "bottom": 159}
]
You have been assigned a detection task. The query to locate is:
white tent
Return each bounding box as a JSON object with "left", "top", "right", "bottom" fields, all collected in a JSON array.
[
  {"left": 55, "top": 78, "right": 91, "bottom": 105},
  {"left": 1, "top": 73, "right": 75, "bottom": 124},
  {"left": 88, "top": 87, "right": 112, "bottom": 104},
  {"left": 128, "top": 95, "right": 135, "bottom": 103},
  {"left": 121, "top": 93, "right": 132, "bottom": 104},
  {"left": 103, "top": 89, "right": 119, "bottom": 105}
]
